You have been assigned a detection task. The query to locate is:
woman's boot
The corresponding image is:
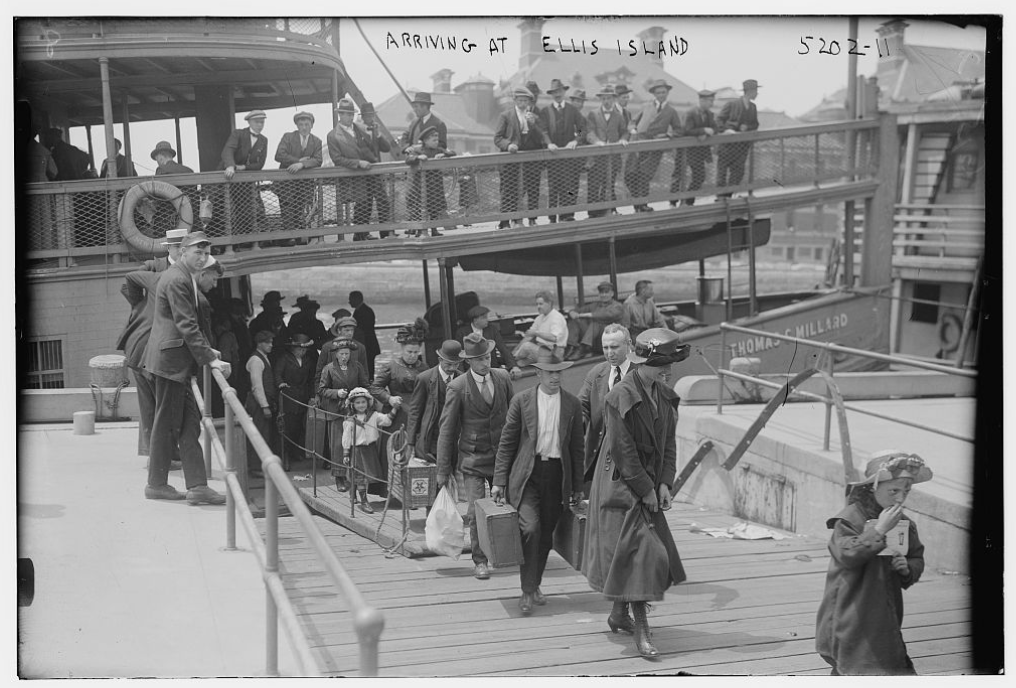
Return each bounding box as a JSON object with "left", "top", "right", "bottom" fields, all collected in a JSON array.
[
  {"left": 357, "top": 490, "right": 374, "bottom": 514},
  {"left": 631, "top": 602, "right": 659, "bottom": 658},
  {"left": 607, "top": 601, "right": 634, "bottom": 634}
]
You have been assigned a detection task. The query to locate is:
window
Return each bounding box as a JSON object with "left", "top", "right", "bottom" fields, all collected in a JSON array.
[
  {"left": 910, "top": 283, "right": 941, "bottom": 324},
  {"left": 26, "top": 339, "right": 65, "bottom": 389},
  {"left": 785, "top": 246, "right": 796, "bottom": 263},
  {"left": 770, "top": 246, "right": 784, "bottom": 258},
  {"left": 813, "top": 246, "right": 824, "bottom": 262}
]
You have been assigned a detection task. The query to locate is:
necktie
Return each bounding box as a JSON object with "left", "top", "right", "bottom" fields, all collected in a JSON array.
[
  {"left": 481, "top": 378, "right": 494, "bottom": 405},
  {"left": 656, "top": 101, "right": 661, "bottom": 113},
  {"left": 612, "top": 366, "right": 622, "bottom": 389}
]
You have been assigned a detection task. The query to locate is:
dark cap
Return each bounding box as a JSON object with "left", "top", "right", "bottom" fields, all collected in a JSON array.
[
  {"left": 698, "top": 89, "right": 717, "bottom": 99},
  {"left": 294, "top": 295, "right": 319, "bottom": 309},
  {"left": 597, "top": 280, "right": 614, "bottom": 293},
  {"left": 254, "top": 330, "right": 274, "bottom": 344},
  {"left": 466, "top": 305, "right": 490, "bottom": 320},
  {"left": 261, "top": 291, "right": 285, "bottom": 305},
  {"left": 335, "top": 316, "right": 358, "bottom": 329},
  {"left": 181, "top": 231, "right": 212, "bottom": 248},
  {"left": 293, "top": 111, "right": 315, "bottom": 125},
  {"left": 742, "top": 79, "right": 761, "bottom": 91}
]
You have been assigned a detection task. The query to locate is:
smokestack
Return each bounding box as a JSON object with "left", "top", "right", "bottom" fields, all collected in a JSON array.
[
  {"left": 430, "top": 68, "right": 454, "bottom": 94},
  {"left": 637, "top": 26, "right": 668, "bottom": 68},
  {"left": 455, "top": 73, "right": 497, "bottom": 124},
  {"left": 517, "top": 18, "right": 546, "bottom": 72}
]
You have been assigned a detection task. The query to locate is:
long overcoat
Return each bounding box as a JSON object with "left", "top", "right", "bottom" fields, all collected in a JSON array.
[{"left": 582, "top": 371, "right": 685, "bottom": 601}]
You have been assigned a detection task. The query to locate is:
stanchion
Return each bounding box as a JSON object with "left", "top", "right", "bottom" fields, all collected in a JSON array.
[
  {"left": 265, "top": 475, "right": 279, "bottom": 676},
  {"left": 202, "top": 365, "right": 212, "bottom": 475},
  {"left": 225, "top": 391, "right": 237, "bottom": 550}
]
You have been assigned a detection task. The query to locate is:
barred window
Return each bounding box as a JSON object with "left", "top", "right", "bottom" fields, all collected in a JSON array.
[{"left": 26, "top": 339, "right": 65, "bottom": 389}]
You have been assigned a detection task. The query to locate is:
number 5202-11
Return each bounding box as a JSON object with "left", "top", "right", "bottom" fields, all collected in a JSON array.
[{"left": 798, "top": 36, "right": 892, "bottom": 57}]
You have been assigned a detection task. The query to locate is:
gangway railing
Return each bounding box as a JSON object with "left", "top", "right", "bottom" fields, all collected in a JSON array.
[
  {"left": 716, "top": 322, "right": 976, "bottom": 449},
  {"left": 189, "top": 365, "right": 384, "bottom": 677}
]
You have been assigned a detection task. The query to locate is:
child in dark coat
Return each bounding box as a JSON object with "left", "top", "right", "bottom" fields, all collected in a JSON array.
[
  {"left": 815, "top": 450, "right": 932, "bottom": 675},
  {"left": 405, "top": 126, "right": 456, "bottom": 236}
]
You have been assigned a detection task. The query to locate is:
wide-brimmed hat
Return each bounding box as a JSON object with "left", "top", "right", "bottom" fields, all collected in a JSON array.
[
  {"left": 527, "top": 347, "right": 573, "bottom": 372},
  {"left": 245, "top": 110, "right": 267, "bottom": 121},
  {"left": 436, "top": 340, "right": 463, "bottom": 362},
  {"left": 360, "top": 102, "right": 376, "bottom": 116},
  {"left": 261, "top": 290, "right": 285, "bottom": 305},
  {"left": 254, "top": 330, "right": 274, "bottom": 344},
  {"left": 287, "top": 333, "right": 314, "bottom": 348},
  {"left": 569, "top": 89, "right": 587, "bottom": 101},
  {"left": 335, "top": 98, "right": 356, "bottom": 113},
  {"left": 849, "top": 450, "right": 933, "bottom": 489},
  {"left": 629, "top": 328, "right": 690, "bottom": 367},
  {"left": 181, "top": 231, "right": 212, "bottom": 248},
  {"left": 466, "top": 305, "right": 490, "bottom": 320},
  {"left": 525, "top": 80, "right": 542, "bottom": 97},
  {"left": 547, "top": 78, "right": 570, "bottom": 94},
  {"left": 512, "top": 87, "right": 535, "bottom": 101},
  {"left": 613, "top": 84, "right": 632, "bottom": 96},
  {"left": 150, "top": 140, "right": 177, "bottom": 160},
  {"left": 411, "top": 92, "right": 434, "bottom": 105},
  {"left": 742, "top": 79, "right": 761, "bottom": 91},
  {"left": 293, "top": 111, "right": 314, "bottom": 125},
  {"left": 161, "top": 227, "right": 189, "bottom": 246},
  {"left": 596, "top": 85, "right": 617, "bottom": 98},
  {"left": 459, "top": 332, "right": 496, "bottom": 359},
  {"left": 698, "top": 89, "right": 717, "bottom": 99},
  {"left": 294, "top": 295, "right": 319, "bottom": 310},
  {"left": 647, "top": 79, "right": 673, "bottom": 93},
  {"left": 331, "top": 338, "right": 354, "bottom": 351}
]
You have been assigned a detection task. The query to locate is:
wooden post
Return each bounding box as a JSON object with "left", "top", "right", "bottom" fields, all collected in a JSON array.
[
  {"left": 861, "top": 114, "right": 899, "bottom": 289},
  {"left": 175, "top": 117, "right": 183, "bottom": 166},
  {"left": 422, "top": 260, "right": 432, "bottom": 309},
  {"left": 573, "top": 243, "right": 585, "bottom": 307},
  {"left": 843, "top": 200, "right": 855, "bottom": 288},
  {"left": 608, "top": 235, "right": 619, "bottom": 295},
  {"left": 955, "top": 256, "right": 982, "bottom": 368},
  {"left": 555, "top": 274, "right": 564, "bottom": 311}
]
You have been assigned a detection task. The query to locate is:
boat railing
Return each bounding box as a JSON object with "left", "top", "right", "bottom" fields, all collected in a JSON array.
[
  {"left": 188, "top": 365, "right": 384, "bottom": 677},
  {"left": 23, "top": 118, "right": 880, "bottom": 265},
  {"left": 716, "top": 322, "right": 977, "bottom": 451},
  {"left": 892, "top": 203, "right": 985, "bottom": 259}
]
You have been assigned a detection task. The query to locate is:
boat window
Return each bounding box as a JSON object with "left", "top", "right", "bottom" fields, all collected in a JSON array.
[
  {"left": 26, "top": 338, "right": 65, "bottom": 389},
  {"left": 910, "top": 283, "right": 941, "bottom": 324}
]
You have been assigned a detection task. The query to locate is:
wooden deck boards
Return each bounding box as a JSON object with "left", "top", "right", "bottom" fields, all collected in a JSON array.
[{"left": 260, "top": 498, "right": 974, "bottom": 676}]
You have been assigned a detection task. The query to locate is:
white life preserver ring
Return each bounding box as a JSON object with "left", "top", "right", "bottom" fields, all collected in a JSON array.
[
  {"left": 938, "top": 312, "right": 964, "bottom": 354},
  {"left": 118, "top": 180, "right": 194, "bottom": 254}
]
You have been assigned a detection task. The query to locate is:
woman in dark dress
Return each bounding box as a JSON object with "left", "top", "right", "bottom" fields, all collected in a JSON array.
[
  {"left": 274, "top": 333, "right": 316, "bottom": 467},
  {"left": 582, "top": 328, "right": 690, "bottom": 659},
  {"left": 317, "top": 338, "right": 369, "bottom": 492}
]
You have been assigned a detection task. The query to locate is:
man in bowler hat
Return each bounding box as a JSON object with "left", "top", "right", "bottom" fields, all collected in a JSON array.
[
  {"left": 405, "top": 339, "right": 463, "bottom": 463},
  {"left": 716, "top": 79, "right": 761, "bottom": 198}
]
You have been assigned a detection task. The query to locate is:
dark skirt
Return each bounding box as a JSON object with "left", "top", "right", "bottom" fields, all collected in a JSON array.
[{"left": 348, "top": 442, "right": 383, "bottom": 489}]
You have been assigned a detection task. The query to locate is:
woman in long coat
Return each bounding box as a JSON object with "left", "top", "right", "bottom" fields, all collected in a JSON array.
[
  {"left": 274, "top": 333, "right": 316, "bottom": 467},
  {"left": 318, "top": 339, "right": 369, "bottom": 491},
  {"left": 582, "top": 328, "right": 689, "bottom": 659}
]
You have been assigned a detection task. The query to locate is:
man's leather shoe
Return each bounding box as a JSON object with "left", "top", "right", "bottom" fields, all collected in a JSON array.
[
  {"left": 534, "top": 587, "right": 546, "bottom": 606},
  {"left": 519, "top": 592, "right": 534, "bottom": 615},
  {"left": 145, "top": 484, "right": 186, "bottom": 501},
  {"left": 186, "top": 485, "right": 226, "bottom": 506},
  {"left": 473, "top": 563, "right": 490, "bottom": 580}
]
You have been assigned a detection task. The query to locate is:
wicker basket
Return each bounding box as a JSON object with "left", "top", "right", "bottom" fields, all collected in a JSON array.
[{"left": 89, "top": 354, "right": 128, "bottom": 388}]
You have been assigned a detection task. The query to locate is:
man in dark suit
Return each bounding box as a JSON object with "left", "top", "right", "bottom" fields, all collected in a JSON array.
[
  {"left": 453, "top": 305, "right": 521, "bottom": 378},
  {"left": 399, "top": 91, "right": 447, "bottom": 155},
  {"left": 152, "top": 141, "right": 194, "bottom": 176},
  {"left": 494, "top": 86, "right": 547, "bottom": 229},
  {"left": 328, "top": 99, "right": 380, "bottom": 240},
  {"left": 100, "top": 138, "right": 137, "bottom": 179},
  {"left": 585, "top": 85, "right": 630, "bottom": 218},
  {"left": 117, "top": 268, "right": 163, "bottom": 458},
  {"left": 628, "top": 79, "right": 683, "bottom": 212},
  {"left": 349, "top": 290, "right": 380, "bottom": 379},
  {"left": 540, "top": 78, "right": 586, "bottom": 223},
  {"left": 220, "top": 110, "right": 269, "bottom": 238},
  {"left": 405, "top": 340, "right": 463, "bottom": 463},
  {"left": 492, "top": 349, "right": 584, "bottom": 614},
  {"left": 359, "top": 102, "right": 394, "bottom": 237},
  {"left": 674, "top": 89, "right": 717, "bottom": 207},
  {"left": 274, "top": 111, "right": 323, "bottom": 244},
  {"left": 715, "top": 79, "right": 761, "bottom": 198},
  {"left": 437, "top": 332, "right": 515, "bottom": 580},
  {"left": 578, "top": 324, "right": 634, "bottom": 481},
  {"left": 142, "top": 231, "right": 230, "bottom": 505}
]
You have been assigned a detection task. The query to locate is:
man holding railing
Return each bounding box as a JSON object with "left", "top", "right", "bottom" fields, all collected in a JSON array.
[
  {"left": 715, "top": 79, "right": 760, "bottom": 199},
  {"left": 494, "top": 86, "right": 547, "bottom": 229},
  {"left": 585, "top": 85, "right": 630, "bottom": 218},
  {"left": 274, "top": 111, "right": 323, "bottom": 245},
  {"left": 675, "top": 90, "right": 717, "bottom": 207},
  {"left": 628, "top": 80, "right": 683, "bottom": 213}
]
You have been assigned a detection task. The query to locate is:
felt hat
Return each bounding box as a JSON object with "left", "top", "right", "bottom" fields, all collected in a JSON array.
[
  {"left": 261, "top": 290, "right": 285, "bottom": 305},
  {"left": 742, "top": 79, "right": 761, "bottom": 91},
  {"left": 512, "top": 87, "right": 535, "bottom": 101},
  {"left": 459, "top": 332, "right": 496, "bottom": 359},
  {"left": 698, "top": 89, "right": 717, "bottom": 99},
  {"left": 150, "top": 140, "right": 177, "bottom": 160},
  {"left": 161, "top": 227, "right": 189, "bottom": 245},
  {"left": 331, "top": 308, "right": 351, "bottom": 320},
  {"left": 411, "top": 92, "right": 434, "bottom": 105},
  {"left": 525, "top": 80, "right": 542, "bottom": 97},
  {"left": 332, "top": 338, "right": 354, "bottom": 351},
  {"left": 360, "top": 102, "right": 376, "bottom": 116},
  {"left": 335, "top": 316, "right": 358, "bottom": 329},
  {"left": 254, "top": 330, "right": 274, "bottom": 344},
  {"left": 569, "top": 89, "right": 587, "bottom": 101},
  {"left": 466, "top": 305, "right": 490, "bottom": 320},
  {"left": 436, "top": 340, "right": 463, "bottom": 362},
  {"left": 335, "top": 99, "right": 356, "bottom": 113},
  {"left": 647, "top": 79, "right": 673, "bottom": 93},
  {"left": 527, "top": 347, "right": 573, "bottom": 372},
  {"left": 245, "top": 110, "right": 267, "bottom": 121},
  {"left": 294, "top": 295, "right": 319, "bottom": 310},
  {"left": 287, "top": 333, "right": 314, "bottom": 348},
  {"left": 418, "top": 125, "right": 440, "bottom": 142},
  {"left": 596, "top": 84, "right": 617, "bottom": 98},
  {"left": 628, "top": 328, "right": 690, "bottom": 367},
  {"left": 849, "top": 450, "right": 933, "bottom": 489},
  {"left": 597, "top": 280, "right": 615, "bottom": 293},
  {"left": 181, "top": 231, "right": 212, "bottom": 248},
  {"left": 547, "top": 78, "right": 570, "bottom": 94},
  {"left": 613, "top": 84, "right": 632, "bottom": 96},
  {"left": 293, "top": 111, "right": 314, "bottom": 125}
]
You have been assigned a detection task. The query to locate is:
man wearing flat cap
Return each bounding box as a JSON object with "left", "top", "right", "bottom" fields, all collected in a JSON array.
[
  {"left": 274, "top": 111, "right": 323, "bottom": 243},
  {"left": 454, "top": 304, "right": 521, "bottom": 378},
  {"left": 219, "top": 110, "right": 269, "bottom": 238},
  {"left": 675, "top": 90, "right": 718, "bottom": 207},
  {"left": 716, "top": 79, "right": 761, "bottom": 198},
  {"left": 566, "top": 280, "right": 626, "bottom": 361},
  {"left": 328, "top": 99, "right": 382, "bottom": 240},
  {"left": 405, "top": 339, "right": 463, "bottom": 464},
  {"left": 493, "top": 349, "right": 585, "bottom": 614},
  {"left": 628, "top": 80, "right": 683, "bottom": 212},
  {"left": 437, "top": 332, "right": 515, "bottom": 580},
  {"left": 494, "top": 86, "right": 547, "bottom": 229},
  {"left": 585, "top": 85, "right": 630, "bottom": 218},
  {"left": 142, "top": 231, "right": 230, "bottom": 506},
  {"left": 541, "top": 78, "right": 587, "bottom": 223}
]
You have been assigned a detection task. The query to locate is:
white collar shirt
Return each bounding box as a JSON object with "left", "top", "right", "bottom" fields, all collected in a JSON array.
[
  {"left": 608, "top": 359, "right": 632, "bottom": 390},
  {"left": 536, "top": 388, "right": 562, "bottom": 458}
]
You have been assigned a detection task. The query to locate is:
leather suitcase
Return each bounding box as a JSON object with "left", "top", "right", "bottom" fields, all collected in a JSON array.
[
  {"left": 553, "top": 500, "right": 588, "bottom": 570},
  {"left": 390, "top": 458, "right": 438, "bottom": 509},
  {"left": 474, "top": 498, "right": 524, "bottom": 568}
]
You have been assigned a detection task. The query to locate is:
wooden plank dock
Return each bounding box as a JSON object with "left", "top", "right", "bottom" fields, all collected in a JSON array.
[{"left": 263, "top": 493, "right": 973, "bottom": 676}]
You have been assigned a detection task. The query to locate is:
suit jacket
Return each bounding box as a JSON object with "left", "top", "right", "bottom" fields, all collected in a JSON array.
[
  {"left": 101, "top": 154, "right": 137, "bottom": 179},
  {"left": 400, "top": 114, "right": 447, "bottom": 154},
  {"left": 327, "top": 124, "right": 377, "bottom": 203},
  {"left": 141, "top": 261, "right": 218, "bottom": 383},
  {"left": 156, "top": 160, "right": 194, "bottom": 175},
  {"left": 716, "top": 97, "right": 759, "bottom": 134},
  {"left": 579, "top": 361, "right": 636, "bottom": 478},
  {"left": 117, "top": 270, "right": 161, "bottom": 371},
  {"left": 493, "top": 386, "right": 585, "bottom": 510},
  {"left": 586, "top": 108, "right": 629, "bottom": 145},
  {"left": 353, "top": 303, "right": 381, "bottom": 359},
  {"left": 453, "top": 322, "right": 516, "bottom": 370},
  {"left": 540, "top": 102, "right": 587, "bottom": 148},
  {"left": 405, "top": 364, "right": 460, "bottom": 461},
  {"left": 683, "top": 106, "right": 717, "bottom": 161},
  {"left": 436, "top": 368, "right": 513, "bottom": 480},
  {"left": 220, "top": 127, "right": 268, "bottom": 171},
  {"left": 494, "top": 108, "right": 547, "bottom": 152},
  {"left": 630, "top": 101, "right": 683, "bottom": 139},
  {"left": 275, "top": 130, "right": 323, "bottom": 169}
]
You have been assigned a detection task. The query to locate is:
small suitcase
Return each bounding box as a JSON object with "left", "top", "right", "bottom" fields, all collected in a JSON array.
[
  {"left": 553, "top": 500, "right": 588, "bottom": 570},
  {"left": 474, "top": 497, "right": 524, "bottom": 568},
  {"left": 391, "top": 458, "right": 438, "bottom": 509}
]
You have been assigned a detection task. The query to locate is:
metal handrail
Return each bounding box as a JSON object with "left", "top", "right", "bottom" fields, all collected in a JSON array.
[
  {"left": 715, "top": 322, "right": 977, "bottom": 448},
  {"left": 192, "top": 366, "right": 385, "bottom": 677}
]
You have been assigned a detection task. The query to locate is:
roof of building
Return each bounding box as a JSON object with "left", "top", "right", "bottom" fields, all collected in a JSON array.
[{"left": 374, "top": 87, "right": 497, "bottom": 138}]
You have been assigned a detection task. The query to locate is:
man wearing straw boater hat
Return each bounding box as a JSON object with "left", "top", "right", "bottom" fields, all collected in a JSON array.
[
  {"left": 437, "top": 332, "right": 515, "bottom": 580},
  {"left": 405, "top": 339, "right": 463, "bottom": 465},
  {"left": 140, "top": 227, "right": 188, "bottom": 272},
  {"left": 716, "top": 78, "right": 761, "bottom": 198},
  {"left": 541, "top": 78, "right": 586, "bottom": 223},
  {"left": 628, "top": 79, "right": 683, "bottom": 212},
  {"left": 492, "top": 348, "right": 585, "bottom": 615},
  {"left": 274, "top": 111, "right": 323, "bottom": 243}
]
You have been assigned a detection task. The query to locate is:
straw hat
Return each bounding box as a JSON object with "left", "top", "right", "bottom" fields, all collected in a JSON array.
[{"left": 849, "top": 450, "right": 933, "bottom": 489}]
